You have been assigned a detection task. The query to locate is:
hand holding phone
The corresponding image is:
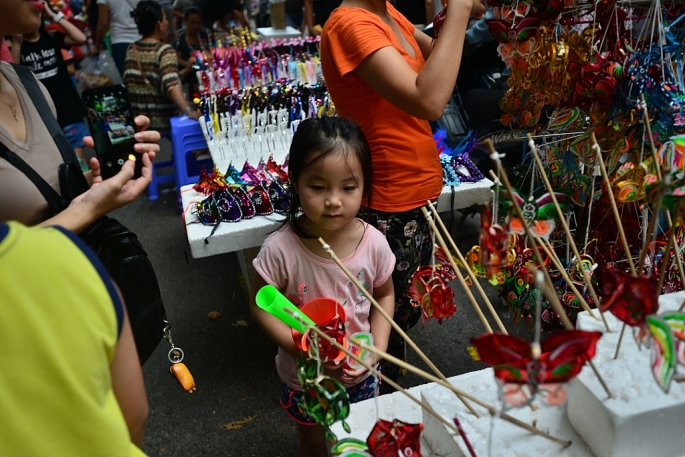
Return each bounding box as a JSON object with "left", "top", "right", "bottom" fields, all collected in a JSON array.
[{"left": 82, "top": 84, "right": 143, "bottom": 180}]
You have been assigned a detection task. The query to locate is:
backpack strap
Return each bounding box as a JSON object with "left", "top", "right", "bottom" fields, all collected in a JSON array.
[
  {"left": 8, "top": 64, "right": 89, "bottom": 201},
  {"left": 10, "top": 64, "right": 80, "bottom": 165},
  {"left": 0, "top": 145, "right": 66, "bottom": 212}
]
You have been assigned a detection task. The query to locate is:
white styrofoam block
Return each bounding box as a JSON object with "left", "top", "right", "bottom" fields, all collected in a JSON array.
[
  {"left": 181, "top": 180, "right": 493, "bottom": 259},
  {"left": 420, "top": 369, "right": 594, "bottom": 457},
  {"left": 329, "top": 383, "right": 428, "bottom": 443},
  {"left": 568, "top": 291, "right": 685, "bottom": 457}
]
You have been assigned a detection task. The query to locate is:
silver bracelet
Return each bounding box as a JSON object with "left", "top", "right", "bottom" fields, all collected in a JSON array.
[{"left": 53, "top": 12, "right": 65, "bottom": 23}]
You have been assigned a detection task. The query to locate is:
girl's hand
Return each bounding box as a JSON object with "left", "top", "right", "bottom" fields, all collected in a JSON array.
[
  {"left": 187, "top": 110, "right": 202, "bottom": 120},
  {"left": 340, "top": 366, "right": 369, "bottom": 385}
]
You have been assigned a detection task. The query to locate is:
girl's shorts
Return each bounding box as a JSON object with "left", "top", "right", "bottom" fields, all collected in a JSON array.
[{"left": 280, "top": 369, "right": 380, "bottom": 426}]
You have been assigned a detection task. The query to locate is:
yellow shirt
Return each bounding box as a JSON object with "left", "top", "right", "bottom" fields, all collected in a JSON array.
[{"left": 0, "top": 222, "right": 146, "bottom": 456}]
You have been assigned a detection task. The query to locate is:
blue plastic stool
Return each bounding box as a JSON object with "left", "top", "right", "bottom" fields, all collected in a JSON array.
[
  {"left": 147, "top": 132, "right": 173, "bottom": 201},
  {"left": 146, "top": 116, "right": 213, "bottom": 203}
]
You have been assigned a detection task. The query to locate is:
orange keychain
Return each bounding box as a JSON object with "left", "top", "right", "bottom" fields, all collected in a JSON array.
[{"left": 164, "top": 321, "right": 196, "bottom": 393}]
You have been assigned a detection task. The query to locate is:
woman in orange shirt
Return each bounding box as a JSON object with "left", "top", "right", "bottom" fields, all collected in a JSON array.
[{"left": 321, "top": 0, "right": 484, "bottom": 399}]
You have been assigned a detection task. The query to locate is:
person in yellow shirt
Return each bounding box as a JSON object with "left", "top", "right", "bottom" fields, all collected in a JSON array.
[{"left": 0, "top": 221, "right": 148, "bottom": 456}]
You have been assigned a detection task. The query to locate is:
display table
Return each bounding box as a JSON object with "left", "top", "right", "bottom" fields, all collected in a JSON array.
[
  {"left": 181, "top": 179, "right": 493, "bottom": 287},
  {"left": 256, "top": 26, "right": 301, "bottom": 40}
]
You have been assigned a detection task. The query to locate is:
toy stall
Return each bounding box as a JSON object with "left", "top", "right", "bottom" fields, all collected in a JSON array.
[
  {"left": 242, "top": 0, "right": 685, "bottom": 456},
  {"left": 177, "top": 34, "right": 494, "bottom": 283}
]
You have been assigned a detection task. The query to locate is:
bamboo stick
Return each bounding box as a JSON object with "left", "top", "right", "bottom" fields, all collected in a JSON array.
[
  {"left": 301, "top": 317, "right": 573, "bottom": 447},
  {"left": 419, "top": 207, "right": 494, "bottom": 333},
  {"left": 302, "top": 322, "right": 465, "bottom": 438},
  {"left": 537, "top": 238, "right": 600, "bottom": 320},
  {"left": 317, "top": 238, "right": 480, "bottom": 417},
  {"left": 590, "top": 133, "right": 637, "bottom": 275},
  {"left": 426, "top": 201, "right": 509, "bottom": 334},
  {"left": 527, "top": 134, "right": 608, "bottom": 332},
  {"left": 485, "top": 139, "right": 614, "bottom": 398}
]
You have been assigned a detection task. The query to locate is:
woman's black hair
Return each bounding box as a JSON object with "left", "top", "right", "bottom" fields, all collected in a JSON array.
[
  {"left": 184, "top": 6, "right": 202, "bottom": 21},
  {"left": 130, "top": 0, "right": 164, "bottom": 37},
  {"left": 284, "top": 116, "right": 373, "bottom": 238}
]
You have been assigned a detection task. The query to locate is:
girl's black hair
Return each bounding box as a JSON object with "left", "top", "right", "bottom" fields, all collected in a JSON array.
[
  {"left": 184, "top": 6, "right": 202, "bottom": 21},
  {"left": 285, "top": 116, "right": 373, "bottom": 238},
  {"left": 130, "top": 0, "right": 164, "bottom": 37}
]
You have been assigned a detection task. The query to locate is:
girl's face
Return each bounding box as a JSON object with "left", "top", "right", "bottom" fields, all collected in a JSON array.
[
  {"left": 295, "top": 149, "right": 364, "bottom": 236},
  {"left": 0, "top": 0, "right": 43, "bottom": 36},
  {"left": 185, "top": 14, "right": 202, "bottom": 34}
]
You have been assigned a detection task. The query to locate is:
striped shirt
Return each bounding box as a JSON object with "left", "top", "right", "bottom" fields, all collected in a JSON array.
[{"left": 123, "top": 41, "right": 181, "bottom": 134}]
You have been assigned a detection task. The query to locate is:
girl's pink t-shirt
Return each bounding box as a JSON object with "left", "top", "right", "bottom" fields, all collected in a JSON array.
[{"left": 253, "top": 220, "right": 395, "bottom": 389}]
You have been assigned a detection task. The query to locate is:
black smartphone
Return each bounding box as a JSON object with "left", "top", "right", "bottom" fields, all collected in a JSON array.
[{"left": 81, "top": 84, "right": 142, "bottom": 180}]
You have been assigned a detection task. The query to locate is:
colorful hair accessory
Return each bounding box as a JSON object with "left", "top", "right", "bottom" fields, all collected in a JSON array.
[
  {"left": 213, "top": 189, "right": 243, "bottom": 222},
  {"left": 266, "top": 180, "right": 291, "bottom": 214},
  {"left": 452, "top": 152, "right": 485, "bottom": 183},
  {"left": 193, "top": 167, "right": 216, "bottom": 195},
  {"left": 250, "top": 184, "right": 274, "bottom": 215},
  {"left": 440, "top": 154, "right": 461, "bottom": 186},
  {"left": 230, "top": 186, "right": 256, "bottom": 219},
  {"left": 195, "top": 196, "right": 221, "bottom": 225},
  {"left": 266, "top": 154, "right": 290, "bottom": 183}
]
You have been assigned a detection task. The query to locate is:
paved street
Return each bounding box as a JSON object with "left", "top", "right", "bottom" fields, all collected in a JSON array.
[{"left": 111, "top": 146, "right": 518, "bottom": 456}]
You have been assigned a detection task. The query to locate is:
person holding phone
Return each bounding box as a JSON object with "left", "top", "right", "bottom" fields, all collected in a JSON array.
[
  {"left": 123, "top": 0, "right": 201, "bottom": 135},
  {"left": 0, "top": 0, "right": 160, "bottom": 234},
  {"left": 12, "top": 0, "right": 90, "bottom": 170}
]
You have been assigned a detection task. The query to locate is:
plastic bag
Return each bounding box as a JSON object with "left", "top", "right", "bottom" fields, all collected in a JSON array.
[{"left": 78, "top": 51, "right": 122, "bottom": 92}]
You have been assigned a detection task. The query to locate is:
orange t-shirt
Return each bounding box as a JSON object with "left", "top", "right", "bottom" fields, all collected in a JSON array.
[{"left": 321, "top": 3, "right": 443, "bottom": 213}]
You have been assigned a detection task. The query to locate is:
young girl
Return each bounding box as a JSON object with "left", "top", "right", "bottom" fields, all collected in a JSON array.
[{"left": 249, "top": 116, "right": 396, "bottom": 457}]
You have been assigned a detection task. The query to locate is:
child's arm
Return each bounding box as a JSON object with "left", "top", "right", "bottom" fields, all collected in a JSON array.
[
  {"left": 341, "top": 276, "right": 395, "bottom": 384},
  {"left": 249, "top": 274, "right": 301, "bottom": 358}
]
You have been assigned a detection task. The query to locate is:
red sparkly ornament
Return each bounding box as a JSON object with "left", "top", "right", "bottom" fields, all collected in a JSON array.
[
  {"left": 366, "top": 419, "right": 423, "bottom": 457},
  {"left": 598, "top": 266, "right": 659, "bottom": 327}
]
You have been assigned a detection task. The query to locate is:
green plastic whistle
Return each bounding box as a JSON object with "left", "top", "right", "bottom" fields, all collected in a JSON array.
[{"left": 255, "top": 285, "right": 315, "bottom": 333}]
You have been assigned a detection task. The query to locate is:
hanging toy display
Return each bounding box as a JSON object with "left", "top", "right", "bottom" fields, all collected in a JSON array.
[
  {"left": 296, "top": 355, "right": 352, "bottom": 443},
  {"left": 408, "top": 245, "right": 458, "bottom": 325}
]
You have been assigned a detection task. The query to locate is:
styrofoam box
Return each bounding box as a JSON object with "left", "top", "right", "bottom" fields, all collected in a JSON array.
[{"left": 568, "top": 291, "right": 685, "bottom": 457}]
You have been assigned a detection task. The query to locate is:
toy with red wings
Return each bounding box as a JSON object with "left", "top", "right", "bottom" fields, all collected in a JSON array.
[{"left": 471, "top": 330, "right": 602, "bottom": 406}]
